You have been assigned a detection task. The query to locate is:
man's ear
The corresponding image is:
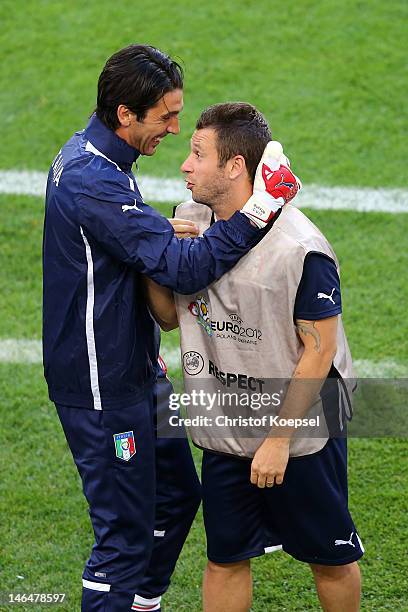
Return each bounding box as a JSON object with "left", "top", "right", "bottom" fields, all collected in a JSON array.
[
  {"left": 228, "top": 155, "right": 247, "bottom": 180},
  {"left": 117, "top": 104, "right": 133, "bottom": 127}
]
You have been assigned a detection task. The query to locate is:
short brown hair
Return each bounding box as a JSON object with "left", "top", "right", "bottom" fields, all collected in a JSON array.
[{"left": 196, "top": 102, "right": 271, "bottom": 182}]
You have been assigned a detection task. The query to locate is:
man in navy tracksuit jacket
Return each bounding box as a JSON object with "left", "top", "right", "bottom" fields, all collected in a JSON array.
[{"left": 42, "top": 45, "right": 295, "bottom": 611}]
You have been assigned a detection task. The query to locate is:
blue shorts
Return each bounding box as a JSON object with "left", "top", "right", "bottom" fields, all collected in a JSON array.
[
  {"left": 56, "top": 376, "right": 201, "bottom": 612},
  {"left": 202, "top": 438, "right": 364, "bottom": 566}
]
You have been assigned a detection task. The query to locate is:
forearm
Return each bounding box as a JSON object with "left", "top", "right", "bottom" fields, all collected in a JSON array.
[
  {"left": 250, "top": 315, "right": 338, "bottom": 488},
  {"left": 162, "top": 212, "right": 259, "bottom": 293},
  {"left": 270, "top": 317, "right": 338, "bottom": 440},
  {"left": 271, "top": 346, "right": 335, "bottom": 440},
  {"left": 143, "top": 277, "right": 179, "bottom": 331}
]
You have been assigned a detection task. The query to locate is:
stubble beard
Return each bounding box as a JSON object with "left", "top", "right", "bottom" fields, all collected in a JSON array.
[{"left": 193, "top": 175, "right": 230, "bottom": 214}]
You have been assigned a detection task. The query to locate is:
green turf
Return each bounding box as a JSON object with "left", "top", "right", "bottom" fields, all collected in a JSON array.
[{"left": 1, "top": 0, "right": 407, "bottom": 186}]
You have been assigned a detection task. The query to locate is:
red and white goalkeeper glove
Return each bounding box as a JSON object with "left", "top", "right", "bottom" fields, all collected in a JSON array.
[{"left": 241, "top": 141, "right": 301, "bottom": 228}]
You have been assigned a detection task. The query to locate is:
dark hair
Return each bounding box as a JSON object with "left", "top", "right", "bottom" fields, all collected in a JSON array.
[
  {"left": 196, "top": 102, "right": 271, "bottom": 182},
  {"left": 96, "top": 44, "right": 184, "bottom": 129}
]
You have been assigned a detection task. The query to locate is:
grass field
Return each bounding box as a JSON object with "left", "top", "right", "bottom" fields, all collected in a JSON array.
[
  {"left": 1, "top": 0, "right": 407, "bottom": 185},
  {"left": 1, "top": 1, "right": 407, "bottom": 610}
]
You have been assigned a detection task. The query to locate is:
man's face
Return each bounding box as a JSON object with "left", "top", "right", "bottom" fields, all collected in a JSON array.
[
  {"left": 181, "top": 128, "right": 230, "bottom": 206},
  {"left": 128, "top": 88, "right": 183, "bottom": 155}
]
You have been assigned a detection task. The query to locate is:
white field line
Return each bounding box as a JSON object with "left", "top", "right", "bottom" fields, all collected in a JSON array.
[
  {"left": 1, "top": 170, "right": 408, "bottom": 213},
  {"left": 1, "top": 339, "right": 407, "bottom": 377},
  {"left": 0, "top": 339, "right": 43, "bottom": 363}
]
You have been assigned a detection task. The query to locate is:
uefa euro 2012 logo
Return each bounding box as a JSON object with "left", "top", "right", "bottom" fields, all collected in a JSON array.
[{"left": 188, "top": 295, "right": 213, "bottom": 337}]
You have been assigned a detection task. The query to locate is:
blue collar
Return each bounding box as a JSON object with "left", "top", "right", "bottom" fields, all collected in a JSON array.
[{"left": 84, "top": 114, "right": 141, "bottom": 172}]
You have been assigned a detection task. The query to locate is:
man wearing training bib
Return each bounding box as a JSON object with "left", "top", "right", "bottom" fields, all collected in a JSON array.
[{"left": 145, "top": 102, "right": 363, "bottom": 612}]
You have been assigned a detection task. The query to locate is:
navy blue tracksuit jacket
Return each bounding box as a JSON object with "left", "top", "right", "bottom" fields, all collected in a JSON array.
[{"left": 43, "top": 114, "right": 259, "bottom": 410}]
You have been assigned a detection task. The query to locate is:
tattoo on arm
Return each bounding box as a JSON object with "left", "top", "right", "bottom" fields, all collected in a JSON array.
[{"left": 296, "top": 321, "right": 321, "bottom": 353}]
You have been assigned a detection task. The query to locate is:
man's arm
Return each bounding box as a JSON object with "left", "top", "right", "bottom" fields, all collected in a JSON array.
[
  {"left": 78, "top": 179, "right": 258, "bottom": 295},
  {"left": 144, "top": 277, "right": 178, "bottom": 331},
  {"left": 78, "top": 142, "right": 300, "bottom": 295},
  {"left": 143, "top": 217, "right": 197, "bottom": 330},
  {"left": 250, "top": 315, "right": 338, "bottom": 488}
]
